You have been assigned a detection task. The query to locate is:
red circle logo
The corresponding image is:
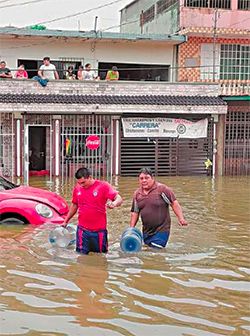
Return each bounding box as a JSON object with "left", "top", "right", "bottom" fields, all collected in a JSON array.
[{"left": 86, "top": 135, "right": 100, "bottom": 150}]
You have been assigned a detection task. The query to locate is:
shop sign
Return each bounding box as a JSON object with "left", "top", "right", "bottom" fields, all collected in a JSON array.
[
  {"left": 122, "top": 118, "right": 208, "bottom": 138},
  {"left": 86, "top": 135, "right": 100, "bottom": 150}
]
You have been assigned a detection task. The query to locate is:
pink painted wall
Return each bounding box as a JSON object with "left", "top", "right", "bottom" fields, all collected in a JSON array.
[{"left": 179, "top": 0, "right": 250, "bottom": 30}]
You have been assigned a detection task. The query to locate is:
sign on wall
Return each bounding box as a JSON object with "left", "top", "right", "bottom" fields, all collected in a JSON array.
[
  {"left": 86, "top": 135, "right": 100, "bottom": 150},
  {"left": 122, "top": 118, "right": 208, "bottom": 138}
]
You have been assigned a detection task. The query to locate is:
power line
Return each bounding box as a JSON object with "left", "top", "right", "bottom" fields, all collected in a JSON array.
[
  {"left": 33, "top": 0, "right": 125, "bottom": 26},
  {"left": 102, "top": 18, "right": 140, "bottom": 32},
  {"left": 0, "top": 0, "right": 50, "bottom": 9},
  {"left": 0, "top": 0, "right": 13, "bottom": 4}
]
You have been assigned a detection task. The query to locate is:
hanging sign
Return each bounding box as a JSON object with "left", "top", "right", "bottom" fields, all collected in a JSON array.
[
  {"left": 86, "top": 135, "right": 100, "bottom": 150},
  {"left": 122, "top": 118, "right": 208, "bottom": 138}
]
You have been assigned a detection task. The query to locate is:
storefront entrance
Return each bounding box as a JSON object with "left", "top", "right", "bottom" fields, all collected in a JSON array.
[{"left": 120, "top": 117, "right": 213, "bottom": 176}]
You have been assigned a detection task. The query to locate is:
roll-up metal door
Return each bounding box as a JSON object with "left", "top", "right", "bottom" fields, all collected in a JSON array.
[
  {"left": 120, "top": 118, "right": 213, "bottom": 176},
  {"left": 120, "top": 138, "right": 155, "bottom": 176}
]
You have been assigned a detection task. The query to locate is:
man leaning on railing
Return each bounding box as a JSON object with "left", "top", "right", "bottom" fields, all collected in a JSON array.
[{"left": 0, "top": 60, "right": 12, "bottom": 79}]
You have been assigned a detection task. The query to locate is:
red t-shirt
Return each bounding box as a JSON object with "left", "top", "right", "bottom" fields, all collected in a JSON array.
[{"left": 72, "top": 180, "right": 118, "bottom": 231}]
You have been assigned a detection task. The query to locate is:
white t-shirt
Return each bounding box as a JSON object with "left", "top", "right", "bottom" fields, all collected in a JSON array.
[
  {"left": 39, "top": 63, "right": 57, "bottom": 80},
  {"left": 82, "top": 70, "right": 96, "bottom": 80}
]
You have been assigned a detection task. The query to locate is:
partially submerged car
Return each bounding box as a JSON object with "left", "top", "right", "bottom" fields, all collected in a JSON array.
[{"left": 0, "top": 176, "right": 69, "bottom": 225}]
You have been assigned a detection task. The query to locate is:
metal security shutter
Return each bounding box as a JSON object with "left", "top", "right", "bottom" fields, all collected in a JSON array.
[
  {"left": 224, "top": 107, "right": 250, "bottom": 176},
  {"left": 120, "top": 138, "right": 155, "bottom": 176},
  {"left": 177, "top": 138, "right": 210, "bottom": 175},
  {"left": 120, "top": 118, "right": 213, "bottom": 176},
  {"left": 156, "top": 138, "right": 177, "bottom": 176}
]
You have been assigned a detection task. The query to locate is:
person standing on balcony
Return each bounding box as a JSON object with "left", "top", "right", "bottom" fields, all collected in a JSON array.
[
  {"left": 0, "top": 60, "right": 12, "bottom": 78},
  {"left": 65, "top": 65, "right": 76, "bottom": 80},
  {"left": 63, "top": 167, "right": 123, "bottom": 255},
  {"left": 130, "top": 167, "right": 188, "bottom": 249},
  {"left": 15, "top": 64, "right": 28, "bottom": 79},
  {"left": 38, "top": 56, "right": 59, "bottom": 80},
  {"left": 106, "top": 66, "right": 119, "bottom": 81},
  {"left": 77, "top": 65, "right": 84, "bottom": 80},
  {"left": 82, "top": 63, "right": 99, "bottom": 80}
]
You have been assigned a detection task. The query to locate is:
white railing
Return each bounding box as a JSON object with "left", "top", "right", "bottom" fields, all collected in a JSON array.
[{"left": 219, "top": 80, "right": 250, "bottom": 96}]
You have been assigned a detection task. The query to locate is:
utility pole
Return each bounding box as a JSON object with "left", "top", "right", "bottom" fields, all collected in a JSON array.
[
  {"left": 212, "top": 8, "right": 219, "bottom": 82},
  {"left": 94, "top": 16, "right": 98, "bottom": 33},
  {"left": 140, "top": 10, "right": 144, "bottom": 34}
]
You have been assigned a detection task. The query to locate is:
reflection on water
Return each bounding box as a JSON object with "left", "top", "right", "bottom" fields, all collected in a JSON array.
[{"left": 0, "top": 176, "right": 249, "bottom": 335}]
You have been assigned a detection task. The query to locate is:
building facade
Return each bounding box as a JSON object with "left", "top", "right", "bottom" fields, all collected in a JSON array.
[
  {"left": 0, "top": 27, "right": 185, "bottom": 82},
  {"left": 120, "top": 0, "right": 250, "bottom": 175},
  {"left": 0, "top": 79, "right": 226, "bottom": 180}
]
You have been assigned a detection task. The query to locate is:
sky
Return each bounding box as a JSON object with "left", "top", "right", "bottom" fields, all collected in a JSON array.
[{"left": 0, "top": 0, "right": 133, "bottom": 32}]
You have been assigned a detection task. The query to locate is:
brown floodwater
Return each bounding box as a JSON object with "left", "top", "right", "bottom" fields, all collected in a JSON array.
[{"left": 0, "top": 176, "right": 249, "bottom": 336}]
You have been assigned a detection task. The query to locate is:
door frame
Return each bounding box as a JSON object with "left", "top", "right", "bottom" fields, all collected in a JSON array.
[{"left": 23, "top": 124, "right": 52, "bottom": 185}]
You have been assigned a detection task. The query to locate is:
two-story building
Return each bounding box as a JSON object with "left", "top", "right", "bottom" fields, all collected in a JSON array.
[
  {"left": 0, "top": 27, "right": 226, "bottom": 181},
  {"left": 120, "top": 0, "right": 250, "bottom": 175}
]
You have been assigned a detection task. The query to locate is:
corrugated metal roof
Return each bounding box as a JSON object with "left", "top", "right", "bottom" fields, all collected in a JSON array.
[
  {"left": 0, "top": 26, "right": 186, "bottom": 43},
  {"left": 0, "top": 93, "right": 226, "bottom": 105}
]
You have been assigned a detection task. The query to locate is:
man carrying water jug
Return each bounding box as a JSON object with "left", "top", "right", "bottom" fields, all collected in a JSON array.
[
  {"left": 130, "top": 167, "right": 187, "bottom": 249},
  {"left": 63, "top": 167, "right": 122, "bottom": 254}
]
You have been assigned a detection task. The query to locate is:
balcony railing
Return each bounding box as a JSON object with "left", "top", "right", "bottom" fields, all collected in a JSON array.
[
  {"left": 219, "top": 80, "right": 250, "bottom": 96},
  {"left": 1, "top": 65, "right": 249, "bottom": 96}
]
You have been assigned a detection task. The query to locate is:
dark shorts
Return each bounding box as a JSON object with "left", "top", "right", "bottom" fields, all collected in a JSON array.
[
  {"left": 76, "top": 227, "right": 108, "bottom": 255},
  {"left": 143, "top": 231, "right": 170, "bottom": 249}
]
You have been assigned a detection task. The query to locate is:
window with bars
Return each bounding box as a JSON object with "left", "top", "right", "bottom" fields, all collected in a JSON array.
[
  {"left": 220, "top": 44, "right": 250, "bottom": 80},
  {"left": 238, "top": 0, "right": 250, "bottom": 10},
  {"left": 156, "top": 0, "right": 177, "bottom": 14},
  {"left": 185, "top": 0, "right": 231, "bottom": 9},
  {"left": 142, "top": 5, "right": 155, "bottom": 24}
]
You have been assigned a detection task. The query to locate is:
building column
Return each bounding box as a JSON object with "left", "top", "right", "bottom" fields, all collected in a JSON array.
[
  {"left": 14, "top": 112, "right": 23, "bottom": 177},
  {"left": 53, "top": 115, "right": 61, "bottom": 177},
  {"left": 216, "top": 114, "right": 225, "bottom": 176},
  {"left": 112, "top": 116, "right": 121, "bottom": 176}
]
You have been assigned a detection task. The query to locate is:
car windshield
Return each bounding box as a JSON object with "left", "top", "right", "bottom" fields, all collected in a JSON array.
[{"left": 0, "top": 176, "right": 18, "bottom": 190}]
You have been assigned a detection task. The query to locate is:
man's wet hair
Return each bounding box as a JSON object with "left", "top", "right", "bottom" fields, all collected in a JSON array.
[
  {"left": 43, "top": 56, "right": 50, "bottom": 61},
  {"left": 139, "top": 167, "right": 154, "bottom": 177},
  {"left": 75, "top": 167, "right": 91, "bottom": 179}
]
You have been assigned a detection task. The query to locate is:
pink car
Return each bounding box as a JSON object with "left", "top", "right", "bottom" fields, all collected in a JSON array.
[{"left": 0, "top": 176, "right": 69, "bottom": 225}]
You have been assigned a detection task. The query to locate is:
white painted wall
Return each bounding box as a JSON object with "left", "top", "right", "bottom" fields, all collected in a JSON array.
[{"left": 1, "top": 35, "right": 175, "bottom": 71}]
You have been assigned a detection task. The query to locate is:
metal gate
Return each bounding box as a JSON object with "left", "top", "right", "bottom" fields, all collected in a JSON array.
[
  {"left": 61, "top": 115, "right": 113, "bottom": 180},
  {"left": 121, "top": 118, "right": 213, "bottom": 176},
  {"left": 0, "top": 113, "right": 15, "bottom": 178},
  {"left": 224, "top": 109, "right": 250, "bottom": 175}
]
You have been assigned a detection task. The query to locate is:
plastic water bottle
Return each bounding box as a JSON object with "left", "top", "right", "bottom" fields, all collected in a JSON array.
[
  {"left": 49, "top": 224, "right": 76, "bottom": 248},
  {"left": 120, "top": 227, "right": 143, "bottom": 253},
  {"left": 66, "top": 224, "right": 77, "bottom": 246}
]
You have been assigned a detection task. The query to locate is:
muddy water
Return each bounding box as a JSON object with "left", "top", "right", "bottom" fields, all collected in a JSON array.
[{"left": 0, "top": 176, "right": 249, "bottom": 336}]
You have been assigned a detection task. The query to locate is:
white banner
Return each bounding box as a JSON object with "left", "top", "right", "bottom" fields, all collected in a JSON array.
[{"left": 122, "top": 118, "right": 208, "bottom": 138}]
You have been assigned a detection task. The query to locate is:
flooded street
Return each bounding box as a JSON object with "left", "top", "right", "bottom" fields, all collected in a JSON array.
[{"left": 0, "top": 176, "right": 249, "bottom": 336}]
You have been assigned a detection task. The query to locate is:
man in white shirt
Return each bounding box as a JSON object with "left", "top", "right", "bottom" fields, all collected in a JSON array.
[
  {"left": 82, "top": 63, "right": 98, "bottom": 80},
  {"left": 38, "top": 57, "right": 59, "bottom": 80}
]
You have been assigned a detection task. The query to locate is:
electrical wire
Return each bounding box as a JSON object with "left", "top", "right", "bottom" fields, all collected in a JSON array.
[
  {"left": 32, "top": 0, "right": 126, "bottom": 26},
  {"left": 0, "top": 0, "right": 13, "bottom": 4},
  {"left": 0, "top": 0, "right": 50, "bottom": 9},
  {"left": 101, "top": 18, "right": 140, "bottom": 32}
]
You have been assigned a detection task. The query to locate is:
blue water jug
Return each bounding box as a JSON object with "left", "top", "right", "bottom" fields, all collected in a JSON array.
[
  {"left": 120, "top": 227, "right": 143, "bottom": 253},
  {"left": 49, "top": 224, "right": 76, "bottom": 248}
]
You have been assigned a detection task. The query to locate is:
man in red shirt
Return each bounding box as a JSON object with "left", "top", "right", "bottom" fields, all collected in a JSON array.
[
  {"left": 130, "top": 167, "right": 187, "bottom": 249},
  {"left": 63, "top": 167, "right": 122, "bottom": 254}
]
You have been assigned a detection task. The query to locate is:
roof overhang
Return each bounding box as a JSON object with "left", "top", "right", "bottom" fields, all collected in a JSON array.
[{"left": 0, "top": 27, "right": 186, "bottom": 44}]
